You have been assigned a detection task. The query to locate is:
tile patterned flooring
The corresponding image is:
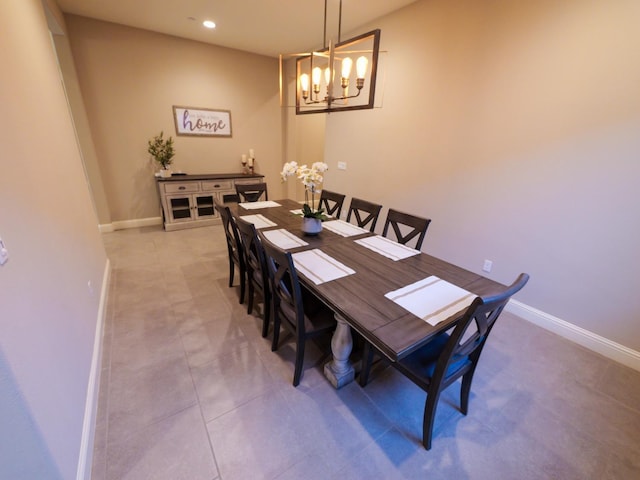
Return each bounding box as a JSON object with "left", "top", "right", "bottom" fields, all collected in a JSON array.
[{"left": 92, "top": 225, "right": 640, "bottom": 479}]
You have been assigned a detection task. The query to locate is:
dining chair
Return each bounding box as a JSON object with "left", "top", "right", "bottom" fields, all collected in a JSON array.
[
  {"left": 360, "top": 273, "right": 529, "bottom": 450},
  {"left": 214, "top": 199, "right": 246, "bottom": 304},
  {"left": 382, "top": 208, "right": 432, "bottom": 250},
  {"left": 319, "top": 189, "right": 346, "bottom": 219},
  {"left": 260, "top": 234, "right": 337, "bottom": 386},
  {"left": 235, "top": 216, "right": 271, "bottom": 338},
  {"left": 346, "top": 197, "right": 383, "bottom": 232},
  {"left": 236, "top": 182, "right": 268, "bottom": 202}
]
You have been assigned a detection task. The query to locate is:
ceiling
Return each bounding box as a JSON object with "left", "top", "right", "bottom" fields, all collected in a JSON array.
[{"left": 57, "top": 0, "right": 418, "bottom": 58}]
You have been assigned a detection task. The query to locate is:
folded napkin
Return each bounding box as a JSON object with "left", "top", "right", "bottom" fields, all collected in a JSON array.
[
  {"left": 292, "top": 249, "right": 356, "bottom": 285},
  {"left": 385, "top": 276, "right": 476, "bottom": 326},
  {"left": 355, "top": 235, "right": 420, "bottom": 261},
  {"left": 289, "top": 209, "right": 333, "bottom": 219},
  {"left": 322, "top": 220, "right": 369, "bottom": 237},
  {"left": 239, "top": 201, "right": 281, "bottom": 210},
  {"left": 262, "top": 229, "right": 309, "bottom": 249},
  {"left": 239, "top": 214, "right": 277, "bottom": 229}
]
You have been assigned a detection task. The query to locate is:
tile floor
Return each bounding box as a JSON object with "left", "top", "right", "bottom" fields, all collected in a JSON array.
[{"left": 92, "top": 224, "right": 640, "bottom": 480}]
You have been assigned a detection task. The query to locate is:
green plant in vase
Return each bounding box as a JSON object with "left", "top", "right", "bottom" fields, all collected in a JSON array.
[{"left": 148, "top": 131, "right": 175, "bottom": 176}]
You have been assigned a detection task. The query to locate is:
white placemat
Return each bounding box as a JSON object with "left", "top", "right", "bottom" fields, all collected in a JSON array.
[
  {"left": 239, "top": 214, "right": 277, "bottom": 229},
  {"left": 355, "top": 235, "right": 420, "bottom": 261},
  {"left": 385, "top": 276, "right": 476, "bottom": 326},
  {"left": 262, "top": 229, "right": 309, "bottom": 249},
  {"left": 322, "top": 220, "right": 369, "bottom": 237},
  {"left": 292, "top": 249, "right": 356, "bottom": 285},
  {"left": 239, "top": 200, "right": 281, "bottom": 210}
]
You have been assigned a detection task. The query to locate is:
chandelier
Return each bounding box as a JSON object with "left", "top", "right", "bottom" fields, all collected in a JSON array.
[{"left": 279, "top": 0, "right": 381, "bottom": 115}]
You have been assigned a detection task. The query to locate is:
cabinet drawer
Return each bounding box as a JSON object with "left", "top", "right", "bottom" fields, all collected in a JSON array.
[
  {"left": 234, "top": 178, "right": 263, "bottom": 185},
  {"left": 164, "top": 182, "right": 200, "bottom": 194},
  {"left": 201, "top": 180, "right": 233, "bottom": 191}
]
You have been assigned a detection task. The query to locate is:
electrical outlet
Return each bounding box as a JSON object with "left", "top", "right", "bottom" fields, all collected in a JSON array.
[
  {"left": 337, "top": 161, "right": 347, "bottom": 170},
  {"left": 482, "top": 259, "right": 493, "bottom": 273},
  {"left": 0, "top": 237, "right": 8, "bottom": 266}
]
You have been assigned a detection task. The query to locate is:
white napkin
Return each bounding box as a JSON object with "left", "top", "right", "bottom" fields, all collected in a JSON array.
[
  {"left": 322, "top": 220, "right": 369, "bottom": 237},
  {"left": 239, "top": 214, "right": 277, "bottom": 229},
  {"left": 355, "top": 235, "right": 420, "bottom": 261},
  {"left": 290, "top": 209, "right": 333, "bottom": 219},
  {"left": 239, "top": 201, "right": 281, "bottom": 210},
  {"left": 262, "top": 229, "right": 309, "bottom": 249},
  {"left": 292, "top": 249, "right": 356, "bottom": 285},
  {"left": 385, "top": 276, "right": 476, "bottom": 326}
]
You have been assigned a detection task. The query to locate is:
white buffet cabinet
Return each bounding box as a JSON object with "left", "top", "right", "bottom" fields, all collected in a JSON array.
[{"left": 156, "top": 173, "right": 264, "bottom": 231}]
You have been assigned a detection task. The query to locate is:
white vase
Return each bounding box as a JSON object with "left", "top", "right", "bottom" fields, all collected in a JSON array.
[
  {"left": 301, "top": 217, "right": 323, "bottom": 235},
  {"left": 159, "top": 169, "right": 172, "bottom": 178}
]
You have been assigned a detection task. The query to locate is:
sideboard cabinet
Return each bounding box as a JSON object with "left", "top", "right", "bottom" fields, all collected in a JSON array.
[{"left": 156, "top": 173, "right": 264, "bottom": 231}]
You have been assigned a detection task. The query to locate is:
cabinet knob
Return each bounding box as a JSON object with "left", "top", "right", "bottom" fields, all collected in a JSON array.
[
  {"left": 179, "top": 186, "right": 186, "bottom": 190},
  {"left": 214, "top": 184, "right": 220, "bottom": 188}
]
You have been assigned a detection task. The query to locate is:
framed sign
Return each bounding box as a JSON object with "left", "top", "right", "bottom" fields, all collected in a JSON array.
[{"left": 172, "top": 106, "right": 232, "bottom": 137}]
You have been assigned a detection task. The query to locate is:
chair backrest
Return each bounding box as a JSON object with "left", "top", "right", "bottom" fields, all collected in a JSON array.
[
  {"left": 259, "top": 234, "right": 306, "bottom": 335},
  {"left": 433, "top": 273, "right": 530, "bottom": 387},
  {"left": 236, "top": 182, "right": 268, "bottom": 202},
  {"left": 346, "top": 197, "right": 383, "bottom": 232},
  {"left": 236, "top": 216, "right": 268, "bottom": 288},
  {"left": 382, "top": 209, "right": 432, "bottom": 250},
  {"left": 319, "top": 190, "right": 346, "bottom": 219},
  {"left": 214, "top": 199, "right": 244, "bottom": 268}
]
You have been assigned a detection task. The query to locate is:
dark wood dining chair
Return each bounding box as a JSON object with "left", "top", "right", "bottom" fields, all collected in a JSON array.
[
  {"left": 214, "top": 199, "right": 246, "bottom": 304},
  {"left": 260, "top": 234, "right": 337, "bottom": 386},
  {"left": 235, "top": 216, "right": 271, "bottom": 338},
  {"left": 382, "top": 208, "right": 432, "bottom": 250},
  {"left": 346, "top": 197, "right": 383, "bottom": 232},
  {"left": 319, "top": 189, "right": 346, "bottom": 219},
  {"left": 236, "top": 182, "right": 268, "bottom": 202},
  {"left": 360, "top": 273, "right": 529, "bottom": 450}
]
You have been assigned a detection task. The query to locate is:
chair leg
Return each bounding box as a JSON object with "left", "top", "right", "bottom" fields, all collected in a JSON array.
[
  {"left": 238, "top": 269, "right": 246, "bottom": 304},
  {"left": 293, "top": 340, "right": 306, "bottom": 386},
  {"left": 261, "top": 292, "right": 271, "bottom": 338},
  {"left": 460, "top": 367, "right": 477, "bottom": 415},
  {"left": 422, "top": 390, "right": 442, "bottom": 450},
  {"left": 247, "top": 281, "right": 255, "bottom": 314},
  {"left": 228, "top": 261, "right": 235, "bottom": 288},
  {"left": 358, "top": 342, "right": 375, "bottom": 387},
  {"left": 271, "top": 316, "right": 280, "bottom": 351}
]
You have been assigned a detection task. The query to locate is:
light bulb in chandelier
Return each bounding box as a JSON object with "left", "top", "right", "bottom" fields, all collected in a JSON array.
[
  {"left": 356, "top": 56, "right": 368, "bottom": 89},
  {"left": 300, "top": 73, "right": 310, "bottom": 99},
  {"left": 312, "top": 67, "right": 322, "bottom": 95}
]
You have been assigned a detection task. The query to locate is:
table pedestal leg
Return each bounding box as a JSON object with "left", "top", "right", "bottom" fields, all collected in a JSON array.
[{"left": 324, "top": 314, "right": 355, "bottom": 389}]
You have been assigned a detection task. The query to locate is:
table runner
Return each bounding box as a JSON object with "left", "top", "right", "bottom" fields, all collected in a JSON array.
[
  {"left": 292, "top": 249, "right": 356, "bottom": 285},
  {"left": 355, "top": 235, "right": 420, "bottom": 261},
  {"left": 262, "top": 229, "right": 309, "bottom": 249},
  {"left": 239, "top": 214, "right": 277, "bottom": 229},
  {"left": 322, "top": 220, "right": 369, "bottom": 237},
  {"left": 239, "top": 200, "right": 281, "bottom": 210},
  {"left": 385, "top": 276, "right": 476, "bottom": 326}
]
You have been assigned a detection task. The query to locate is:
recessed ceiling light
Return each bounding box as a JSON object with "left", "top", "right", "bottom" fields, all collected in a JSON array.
[{"left": 203, "top": 20, "right": 216, "bottom": 29}]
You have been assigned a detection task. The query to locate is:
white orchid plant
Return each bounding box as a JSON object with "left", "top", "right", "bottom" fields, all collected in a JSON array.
[{"left": 280, "top": 161, "right": 329, "bottom": 219}]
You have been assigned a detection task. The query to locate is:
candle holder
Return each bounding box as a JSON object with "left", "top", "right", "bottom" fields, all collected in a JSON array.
[
  {"left": 241, "top": 160, "right": 248, "bottom": 174},
  {"left": 248, "top": 156, "right": 255, "bottom": 175}
]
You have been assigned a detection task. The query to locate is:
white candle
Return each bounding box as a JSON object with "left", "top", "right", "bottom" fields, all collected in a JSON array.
[
  {"left": 241, "top": 154, "right": 247, "bottom": 163},
  {"left": 249, "top": 149, "right": 255, "bottom": 158},
  {"left": 248, "top": 157, "right": 254, "bottom": 167}
]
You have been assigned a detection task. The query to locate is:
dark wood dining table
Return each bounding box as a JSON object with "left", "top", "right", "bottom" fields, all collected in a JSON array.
[{"left": 228, "top": 199, "right": 504, "bottom": 388}]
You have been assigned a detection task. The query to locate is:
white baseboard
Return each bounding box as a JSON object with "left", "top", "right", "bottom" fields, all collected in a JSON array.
[
  {"left": 76, "top": 259, "right": 111, "bottom": 480},
  {"left": 506, "top": 300, "right": 640, "bottom": 372},
  {"left": 99, "top": 217, "right": 162, "bottom": 233}
]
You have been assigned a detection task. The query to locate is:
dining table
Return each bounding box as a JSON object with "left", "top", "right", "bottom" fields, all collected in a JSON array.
[{"left": 228, "top": 198, "right": 504, "bottom": 388}]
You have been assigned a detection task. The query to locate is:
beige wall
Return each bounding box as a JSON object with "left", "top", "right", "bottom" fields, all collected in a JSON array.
[
  {"left": 0, "top": 0, "right": 108, "bottom": 478},
  {"left": 321, "top": 0, "right": 640, "bottom": 350},
  {"left": 65, "top": 15, "right": 285, "bottom": 223}
]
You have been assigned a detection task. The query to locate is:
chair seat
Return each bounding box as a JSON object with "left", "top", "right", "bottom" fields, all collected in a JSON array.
[{"left": 399, "top": 333, "right": 471, "bottom": 380}]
